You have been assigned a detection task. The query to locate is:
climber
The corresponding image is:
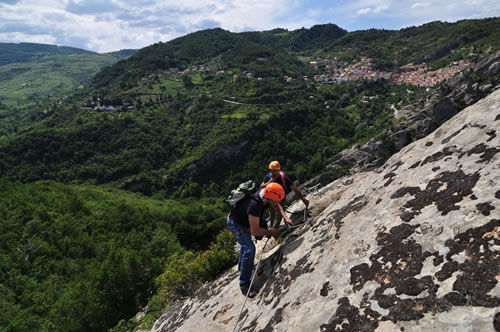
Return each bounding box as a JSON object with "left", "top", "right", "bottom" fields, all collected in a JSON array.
[
  {"left": 260, "top": 160, "right": 309, "bottom": 228},
  {"left": 226, "top": 182, "right": 288, "bottom": 298}
]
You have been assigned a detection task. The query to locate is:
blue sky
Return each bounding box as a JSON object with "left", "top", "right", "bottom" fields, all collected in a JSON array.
[{"left": 0, "top": 0, "right": 499, "bottom": 53}]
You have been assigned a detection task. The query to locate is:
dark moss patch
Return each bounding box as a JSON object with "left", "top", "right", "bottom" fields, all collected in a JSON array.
[
  {"left": 391, "top": 161, "right": 404, "bottom": 171},
  {"left": 495, "top": 114, "right": 500, "bottom": 121},
  {"left": 441, "top": 124, "right": 468, "bottom": 144},
  {"left": 441, "top": 219, "right": 500, "bottom": 307},
  {"left": 319, "top": 297, "right": 380, "bottom": 332},
  {"left": 494, "top": 312, "right": 500, "bottom": 332},
  {"left": 347, "top": 222, "right": 467, "bottom": 323},
  {"left": 351, "top": 223, "right": 420, "bottom": 291},
  {"left": 433, "top": 255, "right": 444, "bottom": 266},
  {"left": 376, "top": 198, "right": 382, "bottom": 205},
  {"left": 421, "top": 146, "right": 459, "bottom": 166},
  {"left": 459, "top": 143, "right": 500, "bottom": 163},
  {"left": 432, "top": 166, "right": 441, "bottom": 172},
  {"left": 260, "top": 304, "right": 288, "bottom": 332},
  {"left": 409, "top": 161, "right": 421, "bottom": 169},
  {"left": 384, "top": 172, "right": 397, "bottom": 187},
  {"left": 394, "top": 276, "right": 434, "bottom": 296},
  {"left": 320, "top": 281, "right": 331, "bottom": 296},
  {"left": 391, "top": 170, "right": 480, "bottom": 222},
  {"left": 425, "top": 141, "right": 434, "bottom": 146},
  {"left": 496, "top": 190, "right": 500, "bottom": 199},
  {"left": 486, "top": 130, "right": 496, "bottom": 142},
  {"left": 435, "top": 261, "right": 459, "bottom": 281},
  {"left": 476, "top": 202, "right": 495, "bottom": 216}
]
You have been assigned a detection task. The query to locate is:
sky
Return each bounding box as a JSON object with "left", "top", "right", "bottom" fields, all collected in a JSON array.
[{"left": 0, "top": 0, "right": 499, "bottom": 53}]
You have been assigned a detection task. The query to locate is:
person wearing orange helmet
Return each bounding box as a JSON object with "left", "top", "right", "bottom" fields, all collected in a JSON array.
[
  {"left": 260, "top": 161, "right": 309, "bottom": 228},
  {"left": 226, "top": 182, "right": 288, "bottom": 298}
]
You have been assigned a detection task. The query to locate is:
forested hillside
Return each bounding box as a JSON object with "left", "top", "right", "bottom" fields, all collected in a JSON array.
[
  {"left": 0, "top": 18, "right": 499, "bottom": 332},
  {"left": 0, "top": 43, "right": 95, "bottom": 66},
  {"left": 0, "top": 43, "right": 135, "bottom": 137},
  {"left": 0, "top": 179, "right": 228, "bottom": 331}
]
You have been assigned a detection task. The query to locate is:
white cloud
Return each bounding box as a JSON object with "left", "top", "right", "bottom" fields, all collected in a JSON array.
[
  {"left": 0, "top": 0, "right": 500, "bottom": 52},
  {"left": 411, "top": 2, "right": 432, "bottom": 8},
  {"left": 373, "top": 4, "right": 389, "bottom": 13}
]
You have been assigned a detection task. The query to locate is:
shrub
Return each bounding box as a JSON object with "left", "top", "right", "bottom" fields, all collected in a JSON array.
[{"left": 147, "top": 229, "right": 237, "bottom": 319}]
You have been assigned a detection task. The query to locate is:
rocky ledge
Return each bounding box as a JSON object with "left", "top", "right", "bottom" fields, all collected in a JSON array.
[{"left": 151, "top": 88, "right": 499, "bottom": 331}]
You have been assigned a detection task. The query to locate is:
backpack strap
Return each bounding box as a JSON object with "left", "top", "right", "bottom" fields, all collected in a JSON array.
[
  {"left": 251, "top": 194, "right": 263, "bottom": 208},
  {"left": 266, "top": 173, "right": 272, "bottom": 182},
  {"left": 280, "top": 172, "right": 286, "bottom": 188}
]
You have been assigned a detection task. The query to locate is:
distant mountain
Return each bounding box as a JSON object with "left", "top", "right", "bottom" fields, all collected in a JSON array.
[
  {"left": 240, "top": 23, "right": 348, "bottom": 50},
  {"left": 0, "top": 42, "right": 95, "bottom": 66},
  {"left": 326, "top": 18, "right": 500, "bottom": 70},
  {"left": 0, "top": 42, "right": 136, "bottom": 118},
  {"left": 105, "top": 49, "right": 138, "bottom": 57},
  {"left": 91, "top": 28, "right": 304, "bottom": 89}
]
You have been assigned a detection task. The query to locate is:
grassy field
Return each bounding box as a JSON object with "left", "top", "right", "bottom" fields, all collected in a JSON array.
[{"left": 0, "top": 53, "right": 123, "bottom": 109}]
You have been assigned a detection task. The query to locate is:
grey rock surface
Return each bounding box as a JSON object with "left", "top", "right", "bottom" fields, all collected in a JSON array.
[{"left": 151, "top": 89, "right": 500, "bottom": 332}]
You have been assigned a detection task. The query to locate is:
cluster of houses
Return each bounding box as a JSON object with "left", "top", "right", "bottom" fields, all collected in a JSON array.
[
  {"left": 79, "top": 56, "right": 473, "bottom": 112},
  {"left": 310, "top": 56, "right": 471, "bottom": 87},
  {"left": 79, "top": 98, "right": 130, "bottom": 111},
  {"left": 165, "top": 55, "right": 471, "bottom": 89},
  {"left": 168, "top": 65, "right": 224, "bottom": 75},
  {"left": 392, "top": 60, "right": 471, "bottom": 87}
]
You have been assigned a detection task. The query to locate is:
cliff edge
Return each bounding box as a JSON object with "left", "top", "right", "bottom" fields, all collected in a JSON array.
[{"left": 152, "top": 88, "right": 500, "bottom": 331}]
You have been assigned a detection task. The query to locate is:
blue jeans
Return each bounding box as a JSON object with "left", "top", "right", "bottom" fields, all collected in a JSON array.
[{"left": 227, "top": 217, "right": 255, "bottom": 286}]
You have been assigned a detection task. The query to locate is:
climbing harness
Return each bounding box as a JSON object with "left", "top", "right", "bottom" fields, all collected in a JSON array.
[{"left": 232, "top": 237, "right": 270, "bottom": 332}]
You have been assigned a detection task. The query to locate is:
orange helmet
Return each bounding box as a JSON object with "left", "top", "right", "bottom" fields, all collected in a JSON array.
[
  {"left": 263, "top": 183, "right": 285, "bottom": 201},
  {"left": 268, "top": 161, "right": 280, "bottom": 170}
]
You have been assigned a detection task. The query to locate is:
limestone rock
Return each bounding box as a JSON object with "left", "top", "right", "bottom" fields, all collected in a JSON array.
[{"left": 150, "top": 89, "right": 500, "bottom": 331}]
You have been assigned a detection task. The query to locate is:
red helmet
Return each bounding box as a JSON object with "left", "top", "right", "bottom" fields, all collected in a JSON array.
[
  {"left": 269, "top": 161, "right": 280, "bottom": 170},
  {"left": 263, "top": 183, "right": 285, "bottom": 201}
]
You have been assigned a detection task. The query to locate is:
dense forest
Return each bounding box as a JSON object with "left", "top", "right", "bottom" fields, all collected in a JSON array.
[
  {"left": 0, "top": 179, "right": 232, "bottom": 331},
  {"left": 1, "top": 17, "right": 499, "bottom": 332}
]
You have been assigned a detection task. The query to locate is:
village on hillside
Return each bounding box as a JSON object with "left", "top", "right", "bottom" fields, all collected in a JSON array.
[
  {"left": 310, "top": 56, "right": 471, "bottom": 87},
  {"left": 82, "top": 56, "right": 472, "bottom": 111}
]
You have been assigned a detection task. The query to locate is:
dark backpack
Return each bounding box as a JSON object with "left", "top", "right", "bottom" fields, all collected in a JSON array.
[
  {"left": 225, "top": 180, "right": 258, "bottom": 210},
  {"left": 226, "top": 181, "right": 268, "bottom": 240}
]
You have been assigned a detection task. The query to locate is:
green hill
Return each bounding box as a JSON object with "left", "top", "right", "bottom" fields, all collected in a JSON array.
[
  {"left": 0, "top": 178, "right": 226, "bottom": 332},
  {"left": 0, "top": 42, "right": 95, "bottom": 66},
  {"left": 0, "top": 53, "right": 123, "bottom": 108},
  {"left": 0, "top": 18, "right": 500, "bottom": 332},
  {"left": 0, "top": 43, "right": 136, "bottom": 135},
  {"left": 324, "top": 18, "right": 500, "bottom": 70}
]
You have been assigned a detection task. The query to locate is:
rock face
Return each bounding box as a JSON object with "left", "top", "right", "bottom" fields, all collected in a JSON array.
[
  {"left": 185, "top": 140, "right": 249, "bottom": 179},
  {"left": 151, "top": 89, "right": 500, "bottom": 332}
]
